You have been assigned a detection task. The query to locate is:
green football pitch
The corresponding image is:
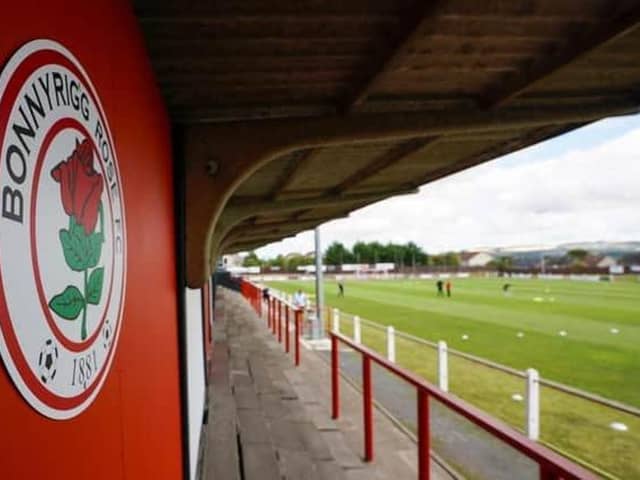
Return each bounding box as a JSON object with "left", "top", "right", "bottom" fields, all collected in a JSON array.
[{"left": 267, "top": 276, "right": 640, "bottom": 479}]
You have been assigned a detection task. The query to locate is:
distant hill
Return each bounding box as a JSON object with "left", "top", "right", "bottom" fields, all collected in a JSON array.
[
  {"left": 558, "top": 241, "right": 640, "bottom": 257},
  {"left": 486, "top": 241, "right": 640, "bottom": 267}
]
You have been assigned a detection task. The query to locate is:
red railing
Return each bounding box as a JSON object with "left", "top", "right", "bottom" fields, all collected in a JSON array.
[
  {"left": 266, "top": 291, "right": 302, "bottom": 366},
  {"left": 239, "top": 279, "right": 302, "bottom": 367},
  {"left": 239, "top": 278, "right": 262, "bottom": 316},
  {"left": 330, "top": 332, "right": 597, "bottom": 480}
]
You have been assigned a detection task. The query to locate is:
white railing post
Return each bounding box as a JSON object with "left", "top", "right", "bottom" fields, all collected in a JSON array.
[
  {"left": 332, "top": 308, "right": 340, "bottom": 333},
  {"left": 438, "top": 341, "right": 449, "bottom": 392},
  {"left": 353, "top": 315, "right": 361, "bottom": 344},
  {"left": 526, "top": 368, "right": 540, "bottom": 441},
  {"left": 387, "top": 326, "right": 396, "bottom": 363}
]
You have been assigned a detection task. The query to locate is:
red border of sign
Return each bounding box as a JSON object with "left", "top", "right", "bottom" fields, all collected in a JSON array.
[{"left": 0, "top": 47, "right": 124, "bottom": 411}]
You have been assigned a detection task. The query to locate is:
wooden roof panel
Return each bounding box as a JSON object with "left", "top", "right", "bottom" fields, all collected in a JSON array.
[
  {"left": 233, "top": 153, "right": 297, "bottom": 197},
  {"left": 285, "top": 142, "right": 396, "bottom": 191},
  {"left": 373, "top": 73, "right": 499, "bottom": 97},
  {"left": 133, "top": 0, "right": 640, "bottom": 279},
  {"left": 135, "top": 0, "right": 418, "bottom": 17},
  {"left": 355, "top": 138, "right": 500, "bottom": 188},
  {"left": 368, "top": 0, "right": 620, "bottom": 100},
  {"left": 524, "top": 26, "right": 640, "bottom": 96},
  {"left": 136, "top": 0, "right": 640, "bottom": 122},
  {"left": 163, "top": 85, "right": 341, "bottom": 108},
  {"left": 140, "top": 15, "right": 402, "bottom": 39},
  {"left": 435, "top": 0, "right": 611, "bottom": 18}
]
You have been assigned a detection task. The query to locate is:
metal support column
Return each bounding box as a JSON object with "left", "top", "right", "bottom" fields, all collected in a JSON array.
[{"left": 314, "top": 226, "right": 324, "bottom": 339}]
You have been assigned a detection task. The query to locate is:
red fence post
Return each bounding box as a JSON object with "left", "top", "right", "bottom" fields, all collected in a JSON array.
[
  {"left": 277, "top": 299, "right": 283, "bottom": 343},
  {"left": 322, "top": 331, "right": 595, "bottom": 480},
  {"left": 331, "top": 334, "right": 340, "bottom": 419},
  {"left": 418, "top": 389, "right": 430, "bottom": 480},
  {"left": 294, "top": 309, "right": 301, "bottom": 366},
  {"left": 363, "top": 355, "right": 374, "bottom": 462},
  {"left": 539, "top": 465, "right": 559, "bottom": 480},
  {"left": 273, "top": 300, "right": 278, "bottom": 335},
  {"left": 285, "top": 306, "right": 290, "bottom": 353},
  {"left": 254, "top": 288, "right": 258, "bottom": 313}
]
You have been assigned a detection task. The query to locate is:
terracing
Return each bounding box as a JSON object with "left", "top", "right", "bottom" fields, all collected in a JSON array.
[{"left": 205, "top": 288, "right": 455, "bottom": 479}]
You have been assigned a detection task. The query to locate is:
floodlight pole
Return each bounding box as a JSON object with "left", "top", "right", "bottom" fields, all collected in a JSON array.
[{"left": 314, "top": 226, "right": 325, "bottom": 339}]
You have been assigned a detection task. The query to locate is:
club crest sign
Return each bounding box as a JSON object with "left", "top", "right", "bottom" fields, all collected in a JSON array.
[{"left": 0, "top": 40, "right": 126, "bottom": 419}]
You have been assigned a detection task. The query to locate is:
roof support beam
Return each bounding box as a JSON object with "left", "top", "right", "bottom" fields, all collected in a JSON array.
[
  {"left": 225, "top": 235, "right": 297, "bottom": 255},
  {"left": 222, "top": 214, "right": 349, "bottom": 254},
  {"left": 408, "top": 123, "right": 582, "bottom": 189},
  {"left": 210, "top": 189, "right": 406, "bottom": 266},
  {"left": 227, "top": 188, "right": 417, "bottom": 216},
  {"left": 289, "top": 208, "right": 313, "bottom": 222},
  {"left": 269, "top": 149, "right": 317, "bottom": 200},
  {"left": 480, "top": 6, "right": 640, "bottom": 108},
  {"left": 225, "top": 227, "right": 304, "bottom": 246},
  {"left": 342, "top": 1, "right": 446, "bottom": 111},
  {"left": 330, "top": 137, "right": 437, "bottom": 195},
  {"left": 409, "top": 140, "right": 524, "bottom": 189},
  {"left": 228, "top": 214, "right": 347, "bottom": 239},
  {"left": 137, "top": 13, "right": 393, "bottom": 24},
  {"left": 230, "top": 228, "right": 294, "bottom": 243}
]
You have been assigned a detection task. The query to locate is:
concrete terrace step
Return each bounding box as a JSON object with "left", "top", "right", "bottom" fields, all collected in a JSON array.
[
  {"left": 205, "top": 289, "right": 349, "bottom": 480},
  {"left": 205, "top": 288, "right": 453, "bottom": 480}
]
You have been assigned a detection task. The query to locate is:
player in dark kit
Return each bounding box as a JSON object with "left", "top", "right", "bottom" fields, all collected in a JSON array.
[
  {"left": 436, "top": 280, "right": 444, "bottom": 296},
  {"left": 338, "top": 282, "right": 344, "bottom": 297}
]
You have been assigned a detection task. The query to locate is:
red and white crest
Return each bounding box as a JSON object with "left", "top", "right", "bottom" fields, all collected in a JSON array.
[{"left": 0, "top": 40, "right": 126, "bottom": 419}]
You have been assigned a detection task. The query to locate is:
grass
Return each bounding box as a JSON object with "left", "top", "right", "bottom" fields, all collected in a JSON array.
[{"left": 268, "top": 276, "right": 640, "bottom": 479}]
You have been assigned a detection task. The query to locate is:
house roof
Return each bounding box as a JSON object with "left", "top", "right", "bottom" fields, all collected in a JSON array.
[
  {"left": 133, "top": 0, "right": 640, "bottom": 286},
  {"left": 460, "top": 251, "right": 493, "bottom": 262}
]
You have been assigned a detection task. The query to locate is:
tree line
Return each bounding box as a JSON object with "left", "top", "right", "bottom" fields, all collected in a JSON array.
[
  {"left": 240, "top": 244, "right": 639, "bottom": 273},
  {"left": 242, "top": 241, "right": 461, "bottom": 270}
]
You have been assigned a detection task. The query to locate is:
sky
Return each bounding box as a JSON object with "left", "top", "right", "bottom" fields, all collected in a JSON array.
[{"left": 256, "top": 113, "right": 640, "bottom": 258}]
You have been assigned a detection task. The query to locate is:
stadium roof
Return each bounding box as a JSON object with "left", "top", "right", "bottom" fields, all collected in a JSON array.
[{"left": 133, "top": 0, "right": 640, "bottom": 286}]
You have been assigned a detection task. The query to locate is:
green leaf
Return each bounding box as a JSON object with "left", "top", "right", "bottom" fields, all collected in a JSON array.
[
  {"left": 86, "top": 268, "right": 104, "bottom": 305},
  {"left": 60, "top": 229, "right": 88, "bottom": 271},
  {"left": 49, "top": 286, "right": 85, "bottom": 320},
  {"left": 86, "top": 232, "right": 103, "bottom": 269},
  {"left": 70, "top": 216, "right": 103, "bottom": 269},
  {"left": 60, "top": 217, "right": 104, "bottom": 271}
]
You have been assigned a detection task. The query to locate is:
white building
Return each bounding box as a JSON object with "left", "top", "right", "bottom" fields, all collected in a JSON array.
[
  {"left": 461, "top": 251, "right": 494, "bottom": 268},
  {"left": 222, "top": 253, "right": 244, "bottom": 268},
  {"left": 596, "top": 256, "right": 618, "bottom": 268}
]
